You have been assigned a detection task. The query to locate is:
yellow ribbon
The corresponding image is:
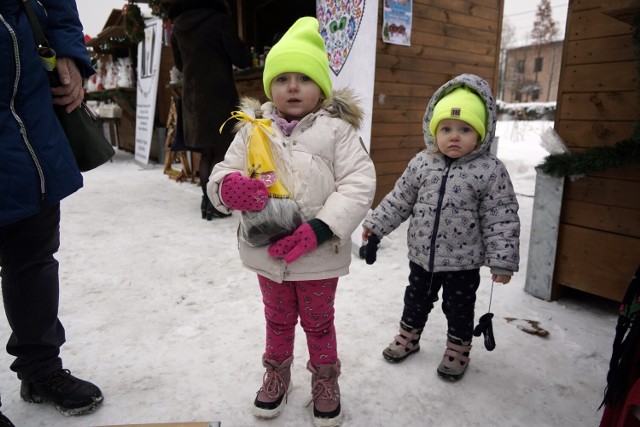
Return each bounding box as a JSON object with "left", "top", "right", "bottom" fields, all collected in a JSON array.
[{"left": 220, "top": 111, "right": 290, "bottom": 198}]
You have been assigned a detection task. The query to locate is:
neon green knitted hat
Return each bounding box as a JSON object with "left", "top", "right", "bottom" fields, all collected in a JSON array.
[
  {"left": 262, "top": 17, "right": 332, "bottom": 100},
  {"left": 429, "top": 87, "right": 487, "bottom": 142}
]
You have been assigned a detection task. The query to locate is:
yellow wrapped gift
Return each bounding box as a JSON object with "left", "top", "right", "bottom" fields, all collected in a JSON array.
[{"left": 221, "top": 111, "right": 290, "bottom": 198}]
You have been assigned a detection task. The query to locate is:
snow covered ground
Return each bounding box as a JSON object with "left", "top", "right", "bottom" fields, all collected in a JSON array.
[{"left": 0, "top": 121, "right": 619, "bottom": 427}]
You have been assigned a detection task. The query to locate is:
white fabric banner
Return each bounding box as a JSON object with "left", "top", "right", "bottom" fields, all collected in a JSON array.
[
  {"left": 316, "top": 0, "right": 380, "bottom": 251},
  {"left": 317, "top": 0, "right": 378, "bottom": 152},
  {"left": 134, "top": 18, "right": 163, "bottom": 165}
]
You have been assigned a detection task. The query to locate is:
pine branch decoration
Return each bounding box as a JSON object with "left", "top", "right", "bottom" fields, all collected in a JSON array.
[
  {"left": 149, "top": 0, "right": 170, "bottom": 19},
  {"left": 538, "top": 139, "right": 640, "bottom": 177},
  {"left": 124, "top": 3, "right": 144, "bottom": 44}
]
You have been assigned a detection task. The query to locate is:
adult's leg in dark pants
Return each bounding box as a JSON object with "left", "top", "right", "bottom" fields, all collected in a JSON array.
[
  {"left": 441, "top": 268, "right": 481, "bottom": 342},
  {"left": 0, "top": 202, "right": 65, "bottom": 381},
  {"left": 200, "top": 145, "right": 231, "bottom": 219},
  {"left": 199, "top": 146, "right": 215, "bottom": 196}
]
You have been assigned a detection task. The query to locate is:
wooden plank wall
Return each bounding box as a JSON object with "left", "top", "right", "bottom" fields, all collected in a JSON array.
[
  {"left": 553, "top": 0, "right": 640, "bottom": 302},
  {"left": 370, "top": 0, "right": 503, "bottom": 205}
]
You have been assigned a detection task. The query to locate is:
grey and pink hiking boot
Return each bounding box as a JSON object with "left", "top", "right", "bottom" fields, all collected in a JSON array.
[
  {"left": 307, "top": 360, "right": 342, "bottom": 427},
  {"left": 382, "top": 321, "right": 423, "bottom": 363},
  {"left": 437, "top": 337, "right": 472, "bottom": 381},
  {"left": 252, "top": 355, "right": 293, "bottom": 419}
]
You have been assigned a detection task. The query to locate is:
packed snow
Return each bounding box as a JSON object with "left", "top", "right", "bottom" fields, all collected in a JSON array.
[{"left": 0, "top": 120, "right": 618, "bottom": 427}]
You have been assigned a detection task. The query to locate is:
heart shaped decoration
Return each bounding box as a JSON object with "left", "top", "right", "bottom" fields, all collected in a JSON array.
[{"left": 317, "top": 0, "right": 365, "bottom": 76}]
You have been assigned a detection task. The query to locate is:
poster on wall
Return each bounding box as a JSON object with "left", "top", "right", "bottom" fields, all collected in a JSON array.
[
  {"left": 382, "top": 0, "right": 412, "bottom": 46},
  {"left": 316, "top": 0, "right": 379, "bottom": 250},
  {"left": 134, "top": 17, "right": 163, "bottom": 165}
]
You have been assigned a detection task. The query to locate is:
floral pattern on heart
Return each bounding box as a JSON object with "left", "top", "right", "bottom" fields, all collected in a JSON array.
[{"left": 316, "top": 0, "right": 365, "bottom": 76}]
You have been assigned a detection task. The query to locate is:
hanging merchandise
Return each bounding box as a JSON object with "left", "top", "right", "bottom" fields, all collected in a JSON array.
[
  {"left": 103, "top": 60, "right": 117, "bottom": 89},
  {"left": 116, "top": 57, "right": 135, "bottom": 88}
]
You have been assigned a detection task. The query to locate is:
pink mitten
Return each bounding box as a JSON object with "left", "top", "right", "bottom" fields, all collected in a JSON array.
[
  {"left": 220, "top": 172, "right": 268, "bottom": 211},
  {"left": 268, "top": 223, "right": 318, "bottom": 264}
]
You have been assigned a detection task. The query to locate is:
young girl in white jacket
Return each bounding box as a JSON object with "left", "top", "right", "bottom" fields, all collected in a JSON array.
[{"left": 207, "top": 16, "right": 376, "bottom": 427}]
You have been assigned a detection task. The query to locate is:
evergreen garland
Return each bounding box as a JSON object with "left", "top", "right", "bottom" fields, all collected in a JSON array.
[
  {"left": 124, "top": 2, "right": 144, "bottom": 44},
  {"left": 538, "top": 13, "right": 640, "bottom": 177},
  {"left": 149, "top": 0, "right": 170, "bottom": 20},
  {"left": 538, "top": 137, "right": 640, "bottom": 177}
]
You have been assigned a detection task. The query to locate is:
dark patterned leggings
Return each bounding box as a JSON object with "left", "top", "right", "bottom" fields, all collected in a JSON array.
[
  {"left": 258, "top": 275, "right": 338, "bottom": 365},
  {"left": 400, "top": 262, "right": 480, "bottom": 342}
]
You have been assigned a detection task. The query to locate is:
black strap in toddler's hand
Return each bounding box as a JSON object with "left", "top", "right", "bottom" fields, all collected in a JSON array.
[
  {"left": 473, "top": 312, "right": 496, "bottom": 351},
  {"left": 473, "top": 279, "right": 497, "bottom": 351}
]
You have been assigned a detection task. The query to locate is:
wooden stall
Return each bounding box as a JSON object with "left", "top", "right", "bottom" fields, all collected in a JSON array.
[
  {"left": 549, "top": 0, "right": 640, "bottom": 302},
  {"left": 86, "top": 5, "right": 178, "bottom": 160},
  {"left": 85, "top": 9, "right": 138, "bottom": 153}
]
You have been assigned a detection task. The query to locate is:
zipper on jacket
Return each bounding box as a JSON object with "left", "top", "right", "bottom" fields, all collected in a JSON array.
[
  {"left": 1, "top": 13, "right": 47, "bottom": 200},
  {"left": 428, "top": 158, "right": 453, "bottom": 271}
]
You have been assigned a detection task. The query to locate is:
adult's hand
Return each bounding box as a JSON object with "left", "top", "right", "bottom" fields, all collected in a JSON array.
[{"left": 51, "top": 57, "right": 84, "bottom": 113}]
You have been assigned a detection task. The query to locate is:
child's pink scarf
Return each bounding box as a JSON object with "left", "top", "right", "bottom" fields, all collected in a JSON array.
[{"left": 274, "top": 114, "right": 299, "bottom": 136}]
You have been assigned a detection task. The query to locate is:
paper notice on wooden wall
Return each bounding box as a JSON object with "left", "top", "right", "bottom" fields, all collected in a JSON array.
[{"left": 382, "top": 0, "right": 412, "bottom": 46}]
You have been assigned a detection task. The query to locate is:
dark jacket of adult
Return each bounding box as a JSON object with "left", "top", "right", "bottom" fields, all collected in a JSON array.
[
  {"left": 0, "top": 0, "right": 94, "bottom": 227},
  {"left": 170, "top": 0, "right": 252, "bottom": 149}
]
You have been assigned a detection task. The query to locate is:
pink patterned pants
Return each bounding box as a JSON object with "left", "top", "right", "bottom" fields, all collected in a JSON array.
[{"left": 258, "top": 275, "right": 338, "bottom": 365}]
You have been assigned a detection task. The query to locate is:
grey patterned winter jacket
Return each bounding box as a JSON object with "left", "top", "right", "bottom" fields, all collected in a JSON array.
[{"left": 363, "top": 73, "right": 520, "bottom": 274}]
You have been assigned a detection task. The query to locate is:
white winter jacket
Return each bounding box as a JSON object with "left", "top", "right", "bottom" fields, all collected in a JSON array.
[{"left": 208, "top": 89, "right": 376, "bottom": 282}]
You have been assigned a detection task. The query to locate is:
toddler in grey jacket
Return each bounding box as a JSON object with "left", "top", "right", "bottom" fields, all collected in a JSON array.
[{"left": 362, "top": 73, "right": 520, "bottom": 381}]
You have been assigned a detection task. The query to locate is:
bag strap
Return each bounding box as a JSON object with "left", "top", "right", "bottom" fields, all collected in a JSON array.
[
  {"left": 20, "top": 0, "right": 49, "bottom": 48},
  {"left": 20, "top": 0, "right": 59, "bottom": 82}
]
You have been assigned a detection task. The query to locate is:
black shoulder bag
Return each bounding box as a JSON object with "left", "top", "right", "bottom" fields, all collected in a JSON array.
[{"left": 21, "top": 0, "right": 115, "bottom": 172}]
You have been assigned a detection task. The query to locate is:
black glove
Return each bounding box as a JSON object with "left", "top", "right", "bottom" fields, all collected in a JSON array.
[
  {"left": 359, "top": 235, "right": 381, "bottom": 265},
  {"left": 473, "top": 312, "right": 496, "bottom": 351}
]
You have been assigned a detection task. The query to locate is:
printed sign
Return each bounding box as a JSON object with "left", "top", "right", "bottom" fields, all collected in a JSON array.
[{"left": 134, "top": 18, "right": 163, "bottom": 165}]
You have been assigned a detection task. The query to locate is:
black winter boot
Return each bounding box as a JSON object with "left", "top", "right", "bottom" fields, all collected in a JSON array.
[
  {"left": 201, "top": 195, "right": 208, "bottom": 219},
  {"left": 0, "top": 411, "right": 14, "bottom": 427},
  {"left": 202, "top": 195, "right": 231, "bottom": 220},
  {"left": 207, "top": 202, "right": 231, "bottom": 219},
  {"left": 20, "top": 369, "right": 103, "bottom": 416}
]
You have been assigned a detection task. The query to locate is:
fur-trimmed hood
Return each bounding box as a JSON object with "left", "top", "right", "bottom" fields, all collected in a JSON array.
[{"left": 233, "top": 88, "right": 364, "bottom": 131}]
